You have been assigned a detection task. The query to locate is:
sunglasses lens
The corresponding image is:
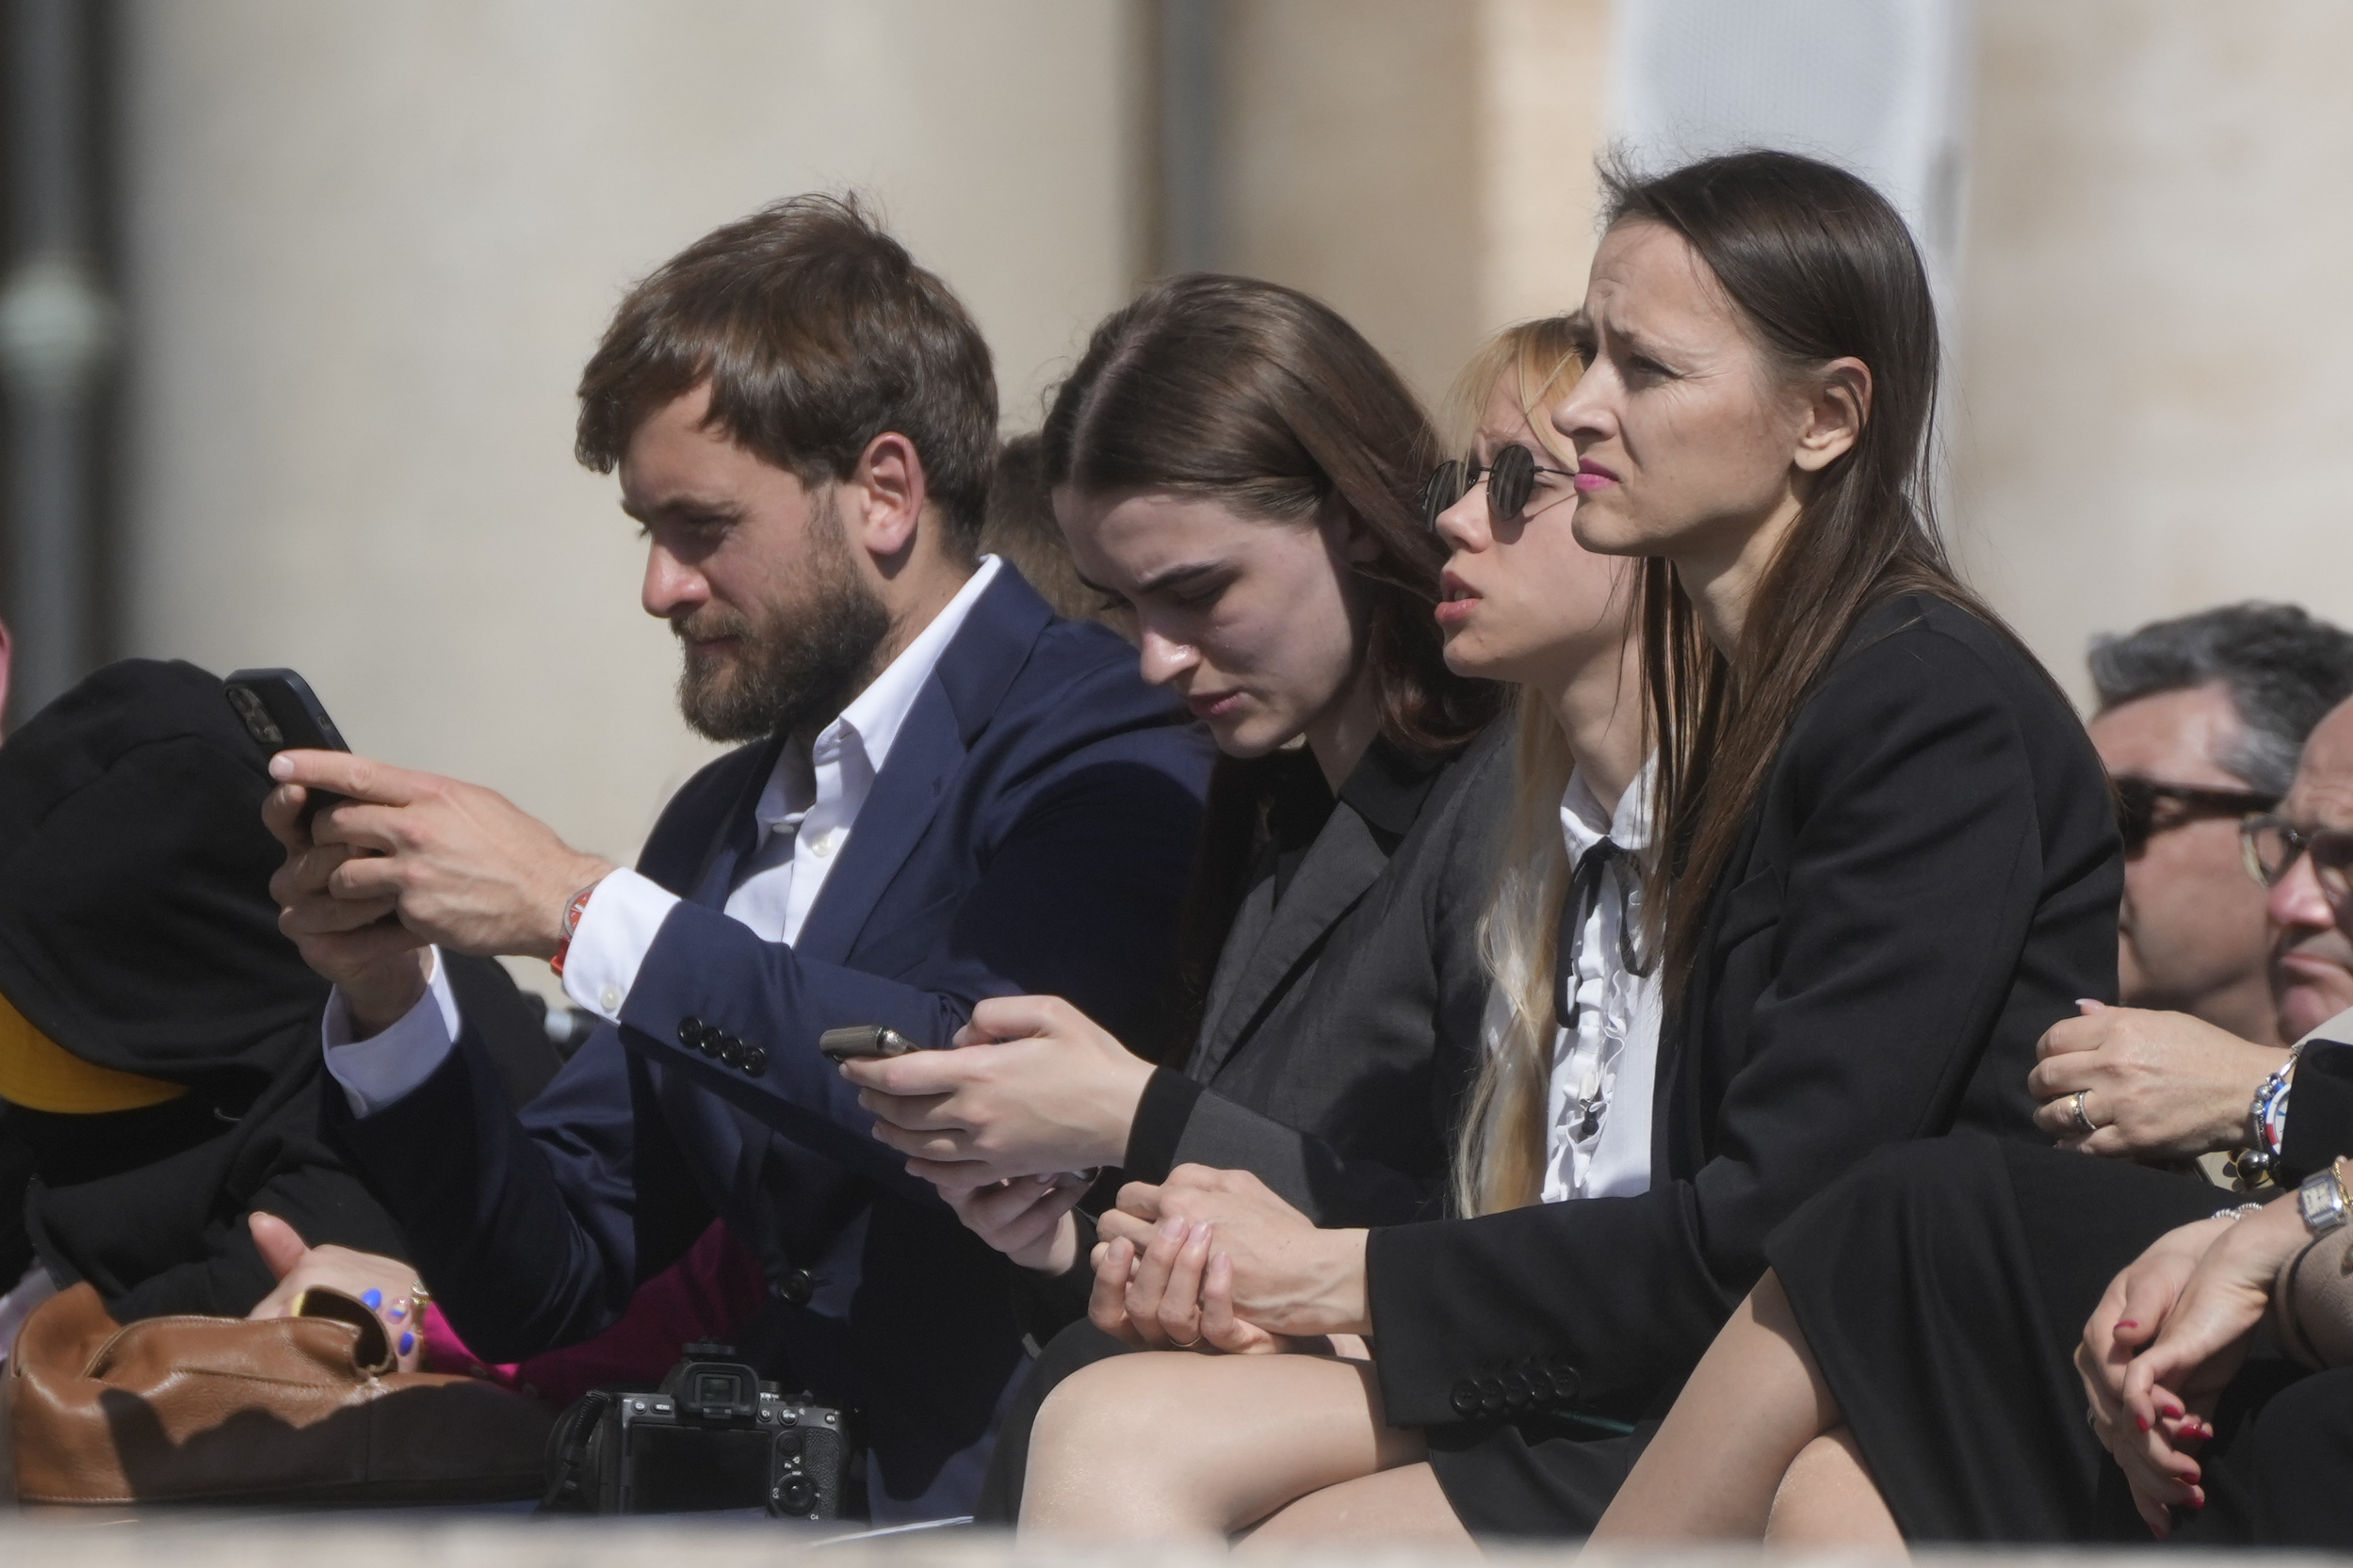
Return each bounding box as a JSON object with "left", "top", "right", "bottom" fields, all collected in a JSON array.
[
  {"left": 1422, "top": 460, "right": 1465, "bottom": 531},
  {"left": 2112, "top": 778, "right": 2152, "bottom": 853},
  {"left": 1488, "top": 445, "right": 1534, "bottom": 521}
]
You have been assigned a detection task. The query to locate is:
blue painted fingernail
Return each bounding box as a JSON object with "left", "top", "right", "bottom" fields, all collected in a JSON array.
[
  {"left": 398, "top": 1332, "right": 414, "bottom": 1355},
  {"left": 361, "top": 1288, "right": 382, "bottom": 1309}
]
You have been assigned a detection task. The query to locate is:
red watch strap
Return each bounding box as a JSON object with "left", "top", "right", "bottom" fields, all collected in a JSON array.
[{"left": 549, "top": 881, "right": 600, "bottom": 978}]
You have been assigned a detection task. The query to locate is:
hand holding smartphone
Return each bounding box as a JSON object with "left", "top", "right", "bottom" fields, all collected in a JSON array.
[{"left": 223, "top": 668, "right": 350, "bottom": 828}]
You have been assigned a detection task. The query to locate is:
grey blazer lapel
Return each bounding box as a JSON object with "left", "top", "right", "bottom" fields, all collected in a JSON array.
[{"left": 1193, "top": 803, "right": 1388, "bottom": 1077}]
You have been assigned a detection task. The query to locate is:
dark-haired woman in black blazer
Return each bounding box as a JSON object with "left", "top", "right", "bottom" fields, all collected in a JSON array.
[{"left": 1016, "top": 151, "right": 2121, "bottom": 1546}]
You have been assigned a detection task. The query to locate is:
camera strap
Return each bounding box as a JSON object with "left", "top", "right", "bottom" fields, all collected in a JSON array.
[{"left": 538, "top": 1387, "right": 617, "bottom": 1512}]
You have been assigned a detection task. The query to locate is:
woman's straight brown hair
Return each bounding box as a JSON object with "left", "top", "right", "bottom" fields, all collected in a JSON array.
[
  {"left": 1040, "top": 273, "right": 1504, "bottom": 1059},
  {"left": 1603, "top": 151, "right": 2017, "bottom": 992}
]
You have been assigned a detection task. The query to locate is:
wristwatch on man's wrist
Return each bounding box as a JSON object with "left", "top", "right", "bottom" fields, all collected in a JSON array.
[
  {"left": 2240, "top": 1045, "right": 2301, "bottom": 1182},
  {"left": 2296, "top": 1160, "right": 2350, "bottom": 1237}
]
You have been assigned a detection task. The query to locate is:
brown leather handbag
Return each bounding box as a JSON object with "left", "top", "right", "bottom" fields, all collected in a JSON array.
[{"left": 7, "top": 1281, "right": 553, "bottom": 1503}]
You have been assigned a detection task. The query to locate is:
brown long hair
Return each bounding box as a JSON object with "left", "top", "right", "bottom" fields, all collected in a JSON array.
[
  {"left": 1609, "top": 152, "right": 2010, "bottom": 991},
  {"left": 1041, "top": 273, "right": 1503, "bottom": 1059}
]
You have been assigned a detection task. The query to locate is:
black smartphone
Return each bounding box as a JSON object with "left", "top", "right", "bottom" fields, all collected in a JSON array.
[
  {"left": 223, "top": 668, "right": 350, "bottom": 826},
  {"left": 817, "top": 1025, "right": 919, "bottom": 1063}
]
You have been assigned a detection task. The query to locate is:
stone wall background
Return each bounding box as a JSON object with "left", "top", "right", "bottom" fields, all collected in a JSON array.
[{"left": 89, "top": 0, "right": 2353, "bottom": 908}]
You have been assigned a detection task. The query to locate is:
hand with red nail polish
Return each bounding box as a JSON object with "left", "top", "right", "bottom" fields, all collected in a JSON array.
[{"left": 2110, "top": 1195, "right": 2307, "bottom": 1532}]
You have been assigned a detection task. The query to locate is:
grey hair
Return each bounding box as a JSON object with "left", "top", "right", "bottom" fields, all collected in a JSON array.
[{"left": 2088, "top": 602, "right": 2353, "bottom": 796}]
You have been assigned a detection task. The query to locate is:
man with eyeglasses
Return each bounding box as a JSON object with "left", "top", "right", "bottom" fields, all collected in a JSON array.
[{"left": 2030, "top": 605, "right": 2353, "bottom": 1172}]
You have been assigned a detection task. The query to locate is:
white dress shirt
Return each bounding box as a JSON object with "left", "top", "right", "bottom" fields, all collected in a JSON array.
[
  {"left": 1539, "top": 754, "right": 1663, "bottom": 1203},
  {"left": 325, "top": 557, "right": 1004, "bottom": 1116}
]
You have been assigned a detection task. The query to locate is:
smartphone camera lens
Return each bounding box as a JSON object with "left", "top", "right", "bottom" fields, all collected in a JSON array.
[{"left": 225, "top": 687, "right": 284, "bottom": 748}]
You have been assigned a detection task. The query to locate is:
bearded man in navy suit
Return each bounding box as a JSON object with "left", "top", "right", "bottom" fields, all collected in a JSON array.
[{"left": 261, "top": 196, "right": 1209, "bottom": 1520}]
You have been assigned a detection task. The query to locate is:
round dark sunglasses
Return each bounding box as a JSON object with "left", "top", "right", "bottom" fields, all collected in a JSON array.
[
  {"left": 1421, "top": 444, "right": 1577, "bottom": 533},
  {"left": 2241, "top": 813, "right": 2353, "bottom": 903},
  {"left": 2111, "top": 775, "right": 2278, "bottom": 856}
]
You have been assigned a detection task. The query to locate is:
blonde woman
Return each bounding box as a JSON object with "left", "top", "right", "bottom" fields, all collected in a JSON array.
[{"left": 1006, "top": 315, "right": 1654, "bottom": 1541}]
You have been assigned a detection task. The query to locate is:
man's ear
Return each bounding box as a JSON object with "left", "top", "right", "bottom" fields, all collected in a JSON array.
[
  {"left": 847, "top": 431, "right": 930, "bottom": 564},
  {"left": 1792, "top": 356, "right": 1873, "bottom": 475}
]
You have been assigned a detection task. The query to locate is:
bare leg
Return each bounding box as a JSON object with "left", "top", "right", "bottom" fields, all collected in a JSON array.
[
  {"left": 1022, "top": 1350, "right": 1420, "bottom": 1542},
  {"left": 1589, "top": 1269, "right": 1842, "bottom": 1540},
  {"left": 1237, "top": 1462, "right": 1474, "bottom": 1555},
  {"left": 1765, "top": 1428, "right": 1904, "bottom": 1550}
]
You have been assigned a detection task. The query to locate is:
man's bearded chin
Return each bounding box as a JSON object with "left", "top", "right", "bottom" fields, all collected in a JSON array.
[{"left": 673, "top": 583, "right": 891, "bottom": 744}]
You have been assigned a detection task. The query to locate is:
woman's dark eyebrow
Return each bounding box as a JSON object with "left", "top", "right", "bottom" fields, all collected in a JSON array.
[{"left": 1128, "top": 560, "right": 1225, "bottom": 595}]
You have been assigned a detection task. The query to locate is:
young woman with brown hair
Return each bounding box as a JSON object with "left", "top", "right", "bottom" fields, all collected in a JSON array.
[
  {"left": 839, "top": 275, "right": 1515, "bottom": 1508},
  {"left": 1014, "top": 150, "right": 2122, "bottom": 1545}
]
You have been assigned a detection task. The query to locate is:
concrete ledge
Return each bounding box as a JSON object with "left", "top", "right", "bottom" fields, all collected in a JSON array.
[{"left": 0, "top": 1517, "right": 2345, "bottom": 1567}]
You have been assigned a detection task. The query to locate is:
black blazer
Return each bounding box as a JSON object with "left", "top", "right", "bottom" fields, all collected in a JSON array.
[
  {"left": 1122, "top": 725, "right": 1509, "bottom": 1225},
  {"left": 1365, "top": 594, "right": 2121, "bottom": 1431}
]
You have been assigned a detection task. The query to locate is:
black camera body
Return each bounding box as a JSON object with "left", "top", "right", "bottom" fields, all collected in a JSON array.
[{"left": 543, "top": 1346, "right": 854, "bottom": 1520}]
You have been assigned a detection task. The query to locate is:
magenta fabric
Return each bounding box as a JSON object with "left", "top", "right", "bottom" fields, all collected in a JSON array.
[{"left": 423, "top": 1220, "right": 768, "bottom": 1408}]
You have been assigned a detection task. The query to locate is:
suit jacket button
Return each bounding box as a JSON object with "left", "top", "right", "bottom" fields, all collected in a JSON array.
[
  {"left": 1501, "top": 1370, "right": 1534, "bottom": 1411},
  {"left": 1449, "top": 1381, "right": 1482, "bottom": 1418},
  {"left": 677, "top": 1018, "right": 704, "bottom": 1049},
  {"left": 1548, "top": 1363, "right": 1582, "bottom": 1402},
  {"left": 777, "top": 1269, "right": 815, "bottom": 1308},
  {"left": 1478, "top": 1376, "right": 1507, "bottom": 1417},
  {"left": 742, "top": 1047, "right": 769, "bottom": 1075}
]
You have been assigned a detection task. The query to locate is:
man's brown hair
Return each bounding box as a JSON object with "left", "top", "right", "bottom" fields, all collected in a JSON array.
[{"left": 575, "top": 194, "right": 998, "bottom": 556}]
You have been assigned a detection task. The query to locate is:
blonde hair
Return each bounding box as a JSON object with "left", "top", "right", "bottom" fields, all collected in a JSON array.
[{"left": 1440, "top": 316, "right": 1596, "bottom": 1217}]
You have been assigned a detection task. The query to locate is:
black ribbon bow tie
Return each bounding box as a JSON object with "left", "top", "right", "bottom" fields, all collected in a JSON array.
[{"left": 1553, "top": 836, "right": 1653, "bottom": 1033}]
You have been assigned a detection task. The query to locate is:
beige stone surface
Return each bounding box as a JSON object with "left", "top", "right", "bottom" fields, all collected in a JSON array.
[
  {"left": 114, "top": 1, "right": 1140, "bottom": 956},
  {"left": 1952, "top": 0, "right": 2353, "bottom": 704},
  {"left": 1221, "top": 0, "right": 1614, "bottom": 412}
]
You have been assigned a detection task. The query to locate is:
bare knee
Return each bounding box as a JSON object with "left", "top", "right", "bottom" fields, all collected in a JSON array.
[
  {"left": 1765, "top": 1427, "right": 1903, "bottom": 1549},
  {"left": 1024, "top": 1354, "right": 1234, "bottom": 1534}
]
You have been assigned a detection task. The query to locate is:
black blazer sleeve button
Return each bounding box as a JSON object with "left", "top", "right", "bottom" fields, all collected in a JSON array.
[
  {"left": 1478, "top": 1376, "right": 1507, "bottom": 1417},
  {"left": 1449, "top": 1381, "right": 1482, "bottom": 1418},
  {"left": 1501, "top": 1369, "right": 1534, "bottom": 1411},
  {"left": 1547, "top": 1361, "right": 1582, "bottom": 1403},
  {"left": 741, "top": 1047, "right": 769, "bottom": 1075},
  {"left": 777, "top": 1268, "right": 815, "bottom": 1308},
  {"left": 677, "top": 1017, "right": 705, "bottom": 1049}
]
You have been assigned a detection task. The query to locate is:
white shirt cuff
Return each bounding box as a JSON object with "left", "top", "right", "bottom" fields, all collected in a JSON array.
[
  {"left": 321, "top": 948, "right": 462, "bottom": 1118},
  {"left": 560, "top": 868, "right": 680, "bottom": 1022}
]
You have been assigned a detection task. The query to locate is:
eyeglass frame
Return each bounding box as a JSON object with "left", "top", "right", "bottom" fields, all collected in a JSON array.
[
  {"left": 1421, "top": 442, "right": 1578, "bottom": 534},
  {"left": 2240, "top": 813, "right": 2353, "bottom": 903},
  {"left": 2109, "top": 775, "right": 2279, "bottom": 856}
]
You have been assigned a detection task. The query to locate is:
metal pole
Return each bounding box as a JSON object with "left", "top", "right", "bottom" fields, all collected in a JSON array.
[{"left": 1, "top": 0, "right": 117, "bottom": 722}]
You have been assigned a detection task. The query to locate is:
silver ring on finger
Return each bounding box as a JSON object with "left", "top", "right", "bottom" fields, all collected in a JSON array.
[{"left": 2069, "top": 1091, "right": 2098, "bottom": 1136}]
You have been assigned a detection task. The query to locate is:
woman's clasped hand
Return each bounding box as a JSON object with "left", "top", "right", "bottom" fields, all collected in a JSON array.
[
  {"left": 2076, "top": 1196, "right": 2310, "bottom": 1538},
  {"left": 1086, "top": 1167, "right": 1369, "bottom": 1355}
]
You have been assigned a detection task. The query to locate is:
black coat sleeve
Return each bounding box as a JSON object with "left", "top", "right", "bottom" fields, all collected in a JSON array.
[
  {"left": 2282, "top": 1035, "right": 2353, "bottom": 1180},
  {"left": 1367, "top": 616, "right": 2115, "bottom": 1424}
]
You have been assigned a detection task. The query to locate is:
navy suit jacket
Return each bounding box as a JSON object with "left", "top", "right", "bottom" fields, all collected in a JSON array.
[{"left": 330, "top": 568, "right": 1211, "bottom": 1519}]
